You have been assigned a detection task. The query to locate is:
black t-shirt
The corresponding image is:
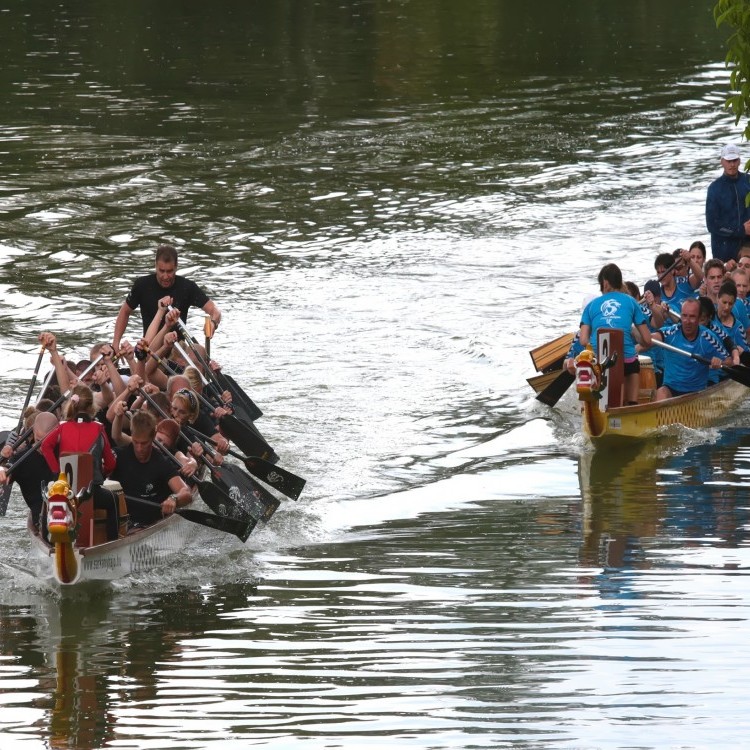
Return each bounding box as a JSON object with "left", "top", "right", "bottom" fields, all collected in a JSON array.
[
  {"left": 11, "top": 450, "right": 55, "bottom": 520},
  {"left": 111, "top": 444, "right": 179, "bottom": 522},
  {"left": 125, "top": 273, "right": 210, "bottom": 333},
  {"left": 176, "top": 409, "right": 218, "bottom": 453}
]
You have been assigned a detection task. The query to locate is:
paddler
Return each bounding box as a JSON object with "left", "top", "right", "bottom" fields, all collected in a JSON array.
[
  {"left": 579, "top": 263, "right": 652, "bottom": 406},
  {"left": 648, "top": 297, "right": 734, "bottom": 401},
  {"left": 109, "top": 410, "right": 192, "bottom": 527},
  {"left": 0, "top": 411, "right": 58, "bottom": 528}
]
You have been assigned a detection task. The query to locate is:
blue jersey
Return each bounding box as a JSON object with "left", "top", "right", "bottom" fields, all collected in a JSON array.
[
  {"left": 713, "top": 315, "right": 749, "bottom": 352},
  {"left": 661, "top": 277, "right": 697, "bottom": 310},
  {"left": 659, "top": 324, "right": 729, "bottom": 393},
  {"left": 665, "top": 289, "right": 700, "bottom": 318},
  {"left": 640, "top": 300, "right": 664, "bottom": 372},
  {"left": 581, "top": 292, "right": 647, "bottom": 360},
  {"left": 705, "top": 319, "right": 736, "bottom": 384},
  {"left": 565, "top": 331, "right": 584, "bottom": 360},
  {"left": 733, "top": 299, "right": 750, "bottom": 332}
]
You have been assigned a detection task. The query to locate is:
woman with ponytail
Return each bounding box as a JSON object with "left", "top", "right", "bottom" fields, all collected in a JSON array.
[
  {"left": 41, "top": 384, "right": 117, "bottom": 481},
  {"left": 40, "top": 383, "right": 119, "bottom": 539}
]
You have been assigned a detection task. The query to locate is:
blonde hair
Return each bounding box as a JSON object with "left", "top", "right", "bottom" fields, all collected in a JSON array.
[
  {"left": 64, "top": 384, "right": 95, "bottom": 421},
  {"left": 172, "top": 388, "right": 200, "bottom": 424},
  {"left": 183, "top": 366, "right": 203, "bottom": 393}
]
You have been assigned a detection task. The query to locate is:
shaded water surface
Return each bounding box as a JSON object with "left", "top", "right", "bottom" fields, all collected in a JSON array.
[{"left": 1, "top": 2, "right": 750, "bottom": 748}]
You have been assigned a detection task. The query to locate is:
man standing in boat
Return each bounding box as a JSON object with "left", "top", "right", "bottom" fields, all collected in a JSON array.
[
  {"left": 111, "top": 244, "right": 222, "bottom": 351},
  {"left": 705, "top": 143, "right": 750, "bottom": 263},
  {"left": 648, "top": 298, "right": 734, "bottom": 401},
  {"left": 579, "top": 263, "right": 652, "bottom": 406}
]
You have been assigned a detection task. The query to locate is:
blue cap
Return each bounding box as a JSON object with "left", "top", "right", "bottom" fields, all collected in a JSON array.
[{"left": 643, "top": 279, "right": 661, "bottom": 298}]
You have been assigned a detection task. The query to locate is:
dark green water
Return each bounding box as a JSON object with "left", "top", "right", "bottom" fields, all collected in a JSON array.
[{"left": 2, "top": 2, "right": 750, "bottom": 748}]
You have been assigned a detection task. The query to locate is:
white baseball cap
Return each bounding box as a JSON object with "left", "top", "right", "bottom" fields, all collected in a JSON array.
[{"left": 721, "top": 143, "right": 741, "bottom": 160}]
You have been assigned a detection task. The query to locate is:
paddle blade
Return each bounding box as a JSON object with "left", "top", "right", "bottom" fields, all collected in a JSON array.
[
  {"left": 219, "top": 414, "right": 278, "bottom": 463},
  {"left": 536, "top": 370, "right": 575, "bottom": 407},
  {"left": 722, "top": 365, "right": 750, "bottom": 388},
  {"left": 529, "top": 332, "right": 576, "bottom": 373},
  {"left": 215, "top": 371, "right": 263, "bottom": 421},
  {"left": 242, "top": 456, "right": 306, "bottom": 500},
  {"left": 212, "top": 463, "right": 281, "bottom": 522},
  {"left": 178, "top": 508, "right": 256, "bottom": 542},
  {"left": 0, "top": 483, "right": 11, "bottom": 517},
  {"left": 196, "top": 479, "right": 254, "bottom": 522}
]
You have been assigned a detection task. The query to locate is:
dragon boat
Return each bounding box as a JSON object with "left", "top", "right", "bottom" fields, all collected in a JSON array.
[
  {"left": 573, "top": 328, "right": 750, "bottom": 446},
  {"left": 28, "top": 452, "right": 195, "bottom": 586}
]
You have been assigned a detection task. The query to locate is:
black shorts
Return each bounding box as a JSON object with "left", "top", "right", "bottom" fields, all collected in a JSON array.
[
  {"left": 623, "top": 359, "right": 641, "bottom": 377},
  {"left": 662, "top": 384, "right": 696, "bottom": 398}
]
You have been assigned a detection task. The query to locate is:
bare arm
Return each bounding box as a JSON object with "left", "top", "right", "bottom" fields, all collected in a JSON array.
[
  {"left": 39, "top": 332, "right": 71, "bottom": 393},
  {"left": 579, "top": 324, "right": 591, "bottom": 348},
  {"left": 112, "top": 302, "right": 134, "bottom": 353},
  {"left": 100, "top": 344, "right": 126, "bottom": 397},
  {"left": 636, "top": 323, "right": 652, "bottom": 348},
  {"left": 119, "top": 340, "right": 144, "bottom": 382},
  {"left": 110, "top": 401, "right": 131, "bottom": 447},
  {"left": 202, "top": 300, "right": 221, "bottom": 338},
  {"left": 169, "top": 476, "right": 191, "bottom": 504},
  {"left": 105, "top": 375, "right": 143, "bottom": 426},
  {"left": 144, "top": 296, "right": 172, "bottom": 344}
]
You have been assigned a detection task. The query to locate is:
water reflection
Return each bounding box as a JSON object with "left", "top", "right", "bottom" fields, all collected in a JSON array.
[
  {"left": 579, "top": 428, "right": 750, "bottom": 573},
  {"left": 1, "top": 0, "right": 749, "bottom": 746},
  {"left": 0, "top": 580, "right": 260, "bottom": 749}
]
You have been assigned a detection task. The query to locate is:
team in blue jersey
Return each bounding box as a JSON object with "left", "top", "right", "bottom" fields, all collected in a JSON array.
[
  {"left": 560, "top": 143, "right": 750, "bottom": 404},
  {"left": 574, "top": 250, "right": 750, "bottom": 403}
]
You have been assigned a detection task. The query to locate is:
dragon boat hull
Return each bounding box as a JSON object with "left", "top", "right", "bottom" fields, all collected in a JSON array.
[
  {"left": 28, "top": 511, "right": 194, "bottom": 586},
  {"left": 27, "top": 452, "right": 195, "bottom": 586},
  {"left": 582, "top": 377, "right": 748, "bottom": 445},
  {"left": 578, "top": 328, "right": 749, "bottom": 446}
]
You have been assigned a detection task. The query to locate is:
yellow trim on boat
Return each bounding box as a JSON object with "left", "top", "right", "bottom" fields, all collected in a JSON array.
[{"left": 582, "top": 377, "right": 749, "bottom": 445}]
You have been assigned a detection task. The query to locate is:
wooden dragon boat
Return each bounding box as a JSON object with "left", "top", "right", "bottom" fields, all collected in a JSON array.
[
  {"left": 28, "top": 452, "right": 194, "bottom": 586},
  {"left": 29, "top": 504, "right": 193, "bottom": 586},
  {"left": 575, "top": 328, "right": 750, "bottom": 446}
]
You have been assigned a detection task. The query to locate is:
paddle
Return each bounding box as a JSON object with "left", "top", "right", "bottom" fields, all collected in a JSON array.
[
  {"left": 536, "top": 369, "right": 575, "bottom": 407},
  {"left": 0, "top": 422, "right": 60, "bottom": 516},
  {"left": 166, "top": 305, "right": 263, "bottom": 420},
  {"left": 213, "top": 371, "right": 263, "bottom": 422},
  {"left": 137, "top": 388, "right": 276, "bottom": 522},
  {"left": 536, "top": 266, "right": 682, "bottom": 408},
  {"left": 170, "top": 341, "right": 268, "bottom": 446},
  {"left": 148, "top": 437, "right": 266, "bottom": 526},
  {"left": 15, "top": 345, "right": 46, "bottom": 434},
  {"left": 0, "top": 358, "right": 103, "bottom": 516},
  {"left": 124, "top": 495, "right": 255, "bottom": 542},
  {"left": 180, "top": 424, "right": 281, "bottom": 520},
  {"left": 9, "top": 355, "right": 105, "bottom": 449},
  {"left": 204, "top": 314, "right": 212, "bottom": 360},
  {"left": 0, "top": 346, "right": 47, "bottom": 511},
  {"left": 217, "top": 413, "right": 278, "bottom": 463},
  {"left": 146, "top": 344, "right": 278, "bottom": 462},
  {"left": 650, "top": 338, "right": 750, "bottom": 387},
  {"left": 196, "top": 433, "right": 305, "bottom": 500},
  {"left": 36, "top": 367, "right": 56, "bottom": 402},
  {"left": 207, "top": 460, "right": 280, "bottom": 522}
]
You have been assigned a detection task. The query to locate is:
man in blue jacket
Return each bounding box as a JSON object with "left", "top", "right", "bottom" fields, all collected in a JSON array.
[{"left": 706, "top": 143, "right": 750, "bottom": 262}]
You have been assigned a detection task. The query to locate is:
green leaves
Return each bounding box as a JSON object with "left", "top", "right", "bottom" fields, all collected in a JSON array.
[{"left": 715, "top": 1, "right": 750, "bottom": 138}]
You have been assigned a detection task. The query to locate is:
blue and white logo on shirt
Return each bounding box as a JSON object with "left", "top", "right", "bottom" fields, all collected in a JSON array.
[{"left": 600, "top": 299, "right": 622, "bottom": 325}]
